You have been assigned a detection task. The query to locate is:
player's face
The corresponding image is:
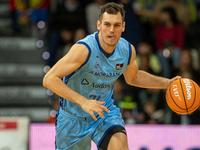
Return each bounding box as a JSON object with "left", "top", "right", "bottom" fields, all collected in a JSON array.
[{"left": 97, "top": 12, "right": 125, "bottom": 47}]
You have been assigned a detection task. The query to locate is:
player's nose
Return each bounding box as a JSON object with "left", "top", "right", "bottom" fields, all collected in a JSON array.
[{"left": 110, "top": 25, "right": 114, "bottom": 33}]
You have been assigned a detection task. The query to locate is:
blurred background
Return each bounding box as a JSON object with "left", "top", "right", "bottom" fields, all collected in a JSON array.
[{"left": 0, "top": 0, "right": 200, "bottom": 149}]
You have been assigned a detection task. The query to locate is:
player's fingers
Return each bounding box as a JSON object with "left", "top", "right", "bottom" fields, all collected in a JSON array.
[
  {"left": 169, "top": 76, "right": 182, "bottom": 85},
  {"left": 176, "top": 76, "right": 182, "bottom": 79},
  {"left": 98, "top": 101, "right": 105, "bottom": 105},
  {"left": 173, "top": 76, "right": 182, "bottom": 80},
  {"left": 90, "top": 112, "right": 97, "bottom": 121},
  {"left": 100, "top": 105, "right": 110, "bottom": 113},
  {"left": 95, "top": 108, "right": 104, "bottom": 119}
]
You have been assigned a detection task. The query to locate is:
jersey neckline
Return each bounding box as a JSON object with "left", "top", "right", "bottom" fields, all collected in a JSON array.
[{"left": 95, "top": 32, "right": 116, "bottom": 58}]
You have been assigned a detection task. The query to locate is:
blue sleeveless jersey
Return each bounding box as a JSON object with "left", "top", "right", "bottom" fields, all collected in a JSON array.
[{"left": 60, "top": 32, "right": 132, "bottom": 117}]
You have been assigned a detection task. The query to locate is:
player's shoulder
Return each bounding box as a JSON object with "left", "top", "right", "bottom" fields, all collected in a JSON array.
[
  {"left": 67, "top": 42, "right": 89, "bottom": 59},
  {"left": 78, "top": 32, "right": 96, "bottom": 42},
  {"left": 118, "top": 37, "right": 134, "bottom": 51},
  {"left": 118, "top": 36, "right": 129, "bottom": 44},
  {"left": 76, "top": 32, "right": 97, "bottom": 48},
  {"left": 118, "top": 37, "right": 135, "bottom": 52},
  {"left": 126, "top": 43, "right": 136, "bottom": 63}
]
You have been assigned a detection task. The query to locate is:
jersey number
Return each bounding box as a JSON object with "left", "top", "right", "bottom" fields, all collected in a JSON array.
[{"left": 89, "top": 95, "right": 101, "bottom": 101}]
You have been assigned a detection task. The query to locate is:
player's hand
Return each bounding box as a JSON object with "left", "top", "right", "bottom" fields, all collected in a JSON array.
[
  {"left": 80, "top": 100, "right": 110, "bottom": 121},
  {"left": 169, "top": 76, "right": 182, "bottom": 85}
]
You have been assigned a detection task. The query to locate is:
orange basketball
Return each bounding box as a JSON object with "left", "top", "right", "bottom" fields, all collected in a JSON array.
[{"left": 166, "top": 78, "right": 200, "bottom": 114}]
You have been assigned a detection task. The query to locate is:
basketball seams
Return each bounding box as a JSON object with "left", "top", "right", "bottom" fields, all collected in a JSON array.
[
  {"left": 179, "top": 79, "right": 188, "bottom": 113},
  {"left": 188, "top": 102, "right": 199, "bottom": 113},
  {"left": 168, "top": 82, "right": 187, "bottom": 111},
  {"left": 170, "top": 107, "right": 187, "bottom": 114},
  {"left": 187, "top": 81, "right": 199, "bottom": 113},
  {"left": 187, "top": 81, "right": 197, "bottom": 109}
]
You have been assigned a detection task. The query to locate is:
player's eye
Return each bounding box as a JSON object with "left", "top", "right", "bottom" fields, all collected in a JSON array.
[{"left": 105, "top": 23, "right": 110, "bottom": 26}]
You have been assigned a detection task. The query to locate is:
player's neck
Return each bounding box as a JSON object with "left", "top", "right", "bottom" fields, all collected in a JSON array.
[{"left": 98, "top": 32, "right": 116, "bottom": 54}]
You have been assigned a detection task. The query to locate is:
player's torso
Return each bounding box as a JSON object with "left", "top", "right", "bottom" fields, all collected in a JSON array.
[{"left": 60, "top": 32, "right": 132, "bottom": 117}]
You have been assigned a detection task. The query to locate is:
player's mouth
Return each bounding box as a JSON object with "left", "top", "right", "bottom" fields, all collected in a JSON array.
[{"left": 107, "top": 34, "right": 116, "bottom": 40}]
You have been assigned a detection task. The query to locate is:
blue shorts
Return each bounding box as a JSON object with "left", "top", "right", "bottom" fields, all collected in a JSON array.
[{"left": 55, "top": 104, "right": 125, "bottom": 150}]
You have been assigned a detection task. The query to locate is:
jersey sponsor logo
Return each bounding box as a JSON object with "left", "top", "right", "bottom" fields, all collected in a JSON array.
[
  {"left": 116, "top": 63, "right": 123, "bottom": 70},
  {"left": 81, "top": 79, "right": 89, "bottom": 85},
  {"left": 172, "top": 84, "right": 181, "bottom": 101},
  {"left": 183, "top": 79, "right": 192, "bottom": 100},
  {"left": 81, "top": 79, "right": 110, "bottom": 89},
  {"left": 91, "top": 83, "right": 110, "bottom": 89},
  {"left": 89, "top": 71, "right": 121, "bottom": 77}
]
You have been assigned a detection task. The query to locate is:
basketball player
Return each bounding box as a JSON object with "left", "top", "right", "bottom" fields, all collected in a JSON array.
[{"left": 43, "top": 2, "right": 180, "bottom": 150}]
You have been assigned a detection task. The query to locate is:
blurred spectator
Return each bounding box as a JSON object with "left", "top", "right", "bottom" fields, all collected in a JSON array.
[
  {"left": 155, "top": 6, "right": 184, "bottom": 78},
  {"left": 62, "top": 28, "right": 87, "bottom": 55},
  {"left": 135, "top": 0, "right": 190, "bottom": 29},
  {"left": 134, "top": 0, "right": 190, "bottom": 47},
  {"left": 183, "top": 0, "right": 199, "bottom": 23},
  {"left": 16, "top": 0, "right": 29, "bottom": 24},
  {"left": 136, "top": 85, "right": 166, "bottom": 124},
  {"left": 113, "top": 78, "right": 125, "bottom": 107},
  {"left": 171, "top": 48, "right": 200, "bottom": 85},
  {"left": 46, "top": 0, "right": 87, "bottom": 67},
  {"left": 135, "top": 41, "right": 162, "bottom": 75},
  {"left": 119, "top": 0, "right": 145, "bottom": 48},
  {"left": 29, "top": 0, "right": 50, "bottom": 37},
  {"left": 132, "top": 0, "right": 161, "bottom": 43},
  {"left": 137, "top": 87, "right": 165, "bottom": 109},
  {"left": 155, "top": 0, "right": 190, "bottom": 29},
  {"left": 186, "top": 2, "right": 200, "bottom": 50},
  {"left": 9, "top": 0, "right": 20, "bottom": 35},
  {"left": 136, "top": 99, "right": 165, "bottom": 124},
  {"left": 138, "top": 55, "right": 155, "bottom": 75},
  {"left": 85, "top": 0, "right": 108, "bottom": 34},
  {"left": 46, "top": 94, "right": 59, "bottom": 123},
  {"left": 118, "top": 95, "right": 137, "bottom": 124},
  {"left": 142, "top": 100, "right": 158, "bottom": 124},
  {"left": 9, "top": 0, "right": 28, "bottom": 35}
]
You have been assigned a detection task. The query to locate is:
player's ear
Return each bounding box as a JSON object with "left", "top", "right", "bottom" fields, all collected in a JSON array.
[
  {"left": 97, "top": 20, "right": 101, "bottom": 30},
  {"left": 122, "top": 22, "right": 125, "bottom": 32}
]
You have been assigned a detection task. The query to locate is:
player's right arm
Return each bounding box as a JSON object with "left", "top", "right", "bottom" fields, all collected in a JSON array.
[
  {"left": 123, "top": 45, "right": 181, "bottom": 89},
  {"left": 43, "top": 44, "right": 110, "bottom": 120}
]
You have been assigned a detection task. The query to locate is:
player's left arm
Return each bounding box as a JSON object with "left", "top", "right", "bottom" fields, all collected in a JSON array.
[{"left": 123, "top": 45, "right": 181, "bottom": 89}]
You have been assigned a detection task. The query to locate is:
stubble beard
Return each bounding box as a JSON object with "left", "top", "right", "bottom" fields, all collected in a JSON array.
[{"left": 101, "top": 33, "right": 117, "bottom": 47}]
